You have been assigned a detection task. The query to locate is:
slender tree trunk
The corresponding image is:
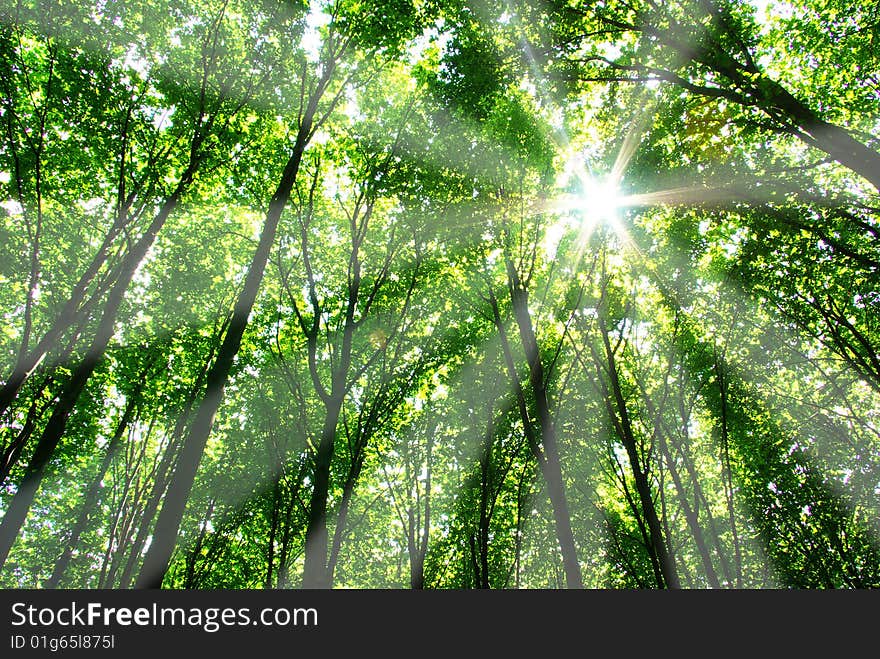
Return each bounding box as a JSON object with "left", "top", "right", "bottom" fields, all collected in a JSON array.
[
  {"left": 0, "top": 184, "right": 188, "bottom": 570},
  {"left": 45, "top": 383, "right": 142, "bottom": 587},
  {"left": 101, "top": 414, "right": 158, "bottom": 588},
  {"left": 327, "top": 436, "right": 370, "bottom": 585},
  {"left": 265, "top": 475, "right": 282, "bottom": 589},
  {"left": 491, "top": 291, "right": 582, "bottom": 588},
  {"left": 504, "top": 262, "right": 583, "bottom": 589},
  {"left": 658, "top": 430, "right": 719, "bottom": 587},
  {"left": 409, "top": 516, "right": 425, "bottom": 589},
  {"left": 478, "top": 452, "right": 491, "bottom": 589},
  {"left": 302, "top": 395, "right": 344, "bottom": 589},
  {"left": 275, "top": 471, "right": 303, "bottom": 589},
  {"left": 414, "top": 426, "right": 433, "bottom": 590},
  {"left": 302, "top": 190, "right": 367, "bottom": 587},
  {"left": 511, "top": 464, "right": 531, "bottom": 589},
  {"left": 598, "top": 320, "right": 680, "bottom": 589},
  {"left": 401, "top": 421, "right": 434, "bottom": 590},
  {"left": 474, "top": 404, "right": 495, "bottom": 589},
  {"left": 326, "top": 471, "right": 354, "bottom": 585},
  {"left": 671, "top": 382, "right": 735, "bottom": 586},
  {"left": 639, "top": 370, "right": 720, "bottom": 587},
  {"left": 135, "top": 71, "right": 331, "bottom": 589},
  {"left": 117, "top": 445, "right": 178, "bottom": 589},
  {"left": 714, "top": 350, "right": 743, "bottom": 587},
  {"left": 182, "top": 500, "right": 215, "bottom": 588},
  {"left": 267, "top": 457, "right": 306, "bottom": 589}
]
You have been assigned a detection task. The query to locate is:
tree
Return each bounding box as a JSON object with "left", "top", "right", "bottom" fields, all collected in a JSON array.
[
  {"left": 1, "top": 0, "right": 877, "bottom": 591},
  {"left": 534, "top": 0, "right": 880, "bottom": 191}
]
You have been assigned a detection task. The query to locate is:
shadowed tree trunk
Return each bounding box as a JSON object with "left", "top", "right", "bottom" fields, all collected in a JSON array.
[
  {"left": 487, "top": 256, "right": 583, "bottom": 589},
  {"left": 135, "top": 58, "right": 339, "bottom": 589},
  {"left": 0, "top": 177, "right": 197, "bottom": 569},
  {"left": 44, "top": 374, "right": 146, "bottom": 588},
  {"left": 506, "top": 261, "right": 583, "bottom": 589},
  {"left": 594, "top": 310, "right": 680, "bottom": 589}
]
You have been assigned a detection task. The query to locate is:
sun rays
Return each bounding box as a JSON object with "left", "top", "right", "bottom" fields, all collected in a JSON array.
[{"left": 1, "top": 0, "right": 878, "bottom": 591}]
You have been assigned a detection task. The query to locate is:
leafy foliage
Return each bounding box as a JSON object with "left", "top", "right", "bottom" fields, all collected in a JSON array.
[{"left": 0, "top": 0, "right": 878, "bottom": 589}]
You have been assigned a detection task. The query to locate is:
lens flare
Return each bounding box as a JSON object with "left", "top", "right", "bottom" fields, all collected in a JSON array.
[{"left": 580, "top": 176, "right": 621, "bottom": 226}]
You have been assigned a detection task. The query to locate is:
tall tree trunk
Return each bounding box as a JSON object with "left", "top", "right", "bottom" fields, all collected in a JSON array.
[
  {"left": 327, "top": 434, "right": 370, "bottom": 585},
  {"left": 100, "top": 413, "right": 159, "bottom": 588},
  {"left": 44, "top": 381, "right": 143, "bottom": 587},
  {"left": 302, "top": 395, "right": 344, "bottom": 589},
  {"left": 511, "top": 464, "right": 531, "bottom": 589},
  {"left": 275, "top": 465, "right": 304, "bottom": 589},
  {"left": 134, "top": 67, "right": 333, "bottom": 589},
  {"left": 658, "top": 429, "right": 719, "bottom": 587},
  {"left": 0, "top": 183, "right": 190, "bottom": 569},
  {"left": 265, "top": 474, "right": 283, "bottom": 589},
  {"left": 301, "top": 196, "right": 369, "bottom": 588},
  {"left": 182, "top": 499, "right": 215, "bottom": 588},
  {"left": 326, "top": 468, "right": 354, "bottom": 586},
  {"left": 638, "top": 370, "right": 721, "bottom": 587},
  {"left": 477, "top": 443, "right": 492, "bottom": 589},
  {"left": 597, "top": 319, "right": 680, "bottom": 589},
  {"left": 504, "top": 262, "right": 583, "bottom": 589},
  {"left": 412, "top": 424, "right": 433, "bottom": 590},
  {"left": 116, "top": 441, "right": 178, "bottom": 589},
  {"left": 714, "top": 348, "right": 743, "bottom": 587}
]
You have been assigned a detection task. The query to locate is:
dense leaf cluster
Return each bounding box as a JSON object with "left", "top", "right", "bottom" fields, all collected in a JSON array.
[{"left": 0, "top": 0, "right": 877, "bottom": 589}]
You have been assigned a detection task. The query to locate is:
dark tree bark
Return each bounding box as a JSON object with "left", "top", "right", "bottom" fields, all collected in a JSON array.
[
  {"left": 595, "top": 315, "right": 680, "bottom": 589},
  {"left": 0, "top": 179, "right": 194, "bottom": 569},
  {"left": 657, "top": 426, "right": 719, "bottom": 587},
  {"left": 713, "top": 346, "right": 743, "bottom": 587},
  {"left": 135, "top": 60, "right": 337, "bottom": 589},
  {"left": 301, "top": 395, "right": 346, "bottom": 589},
  {"left": 44, "top": 376, "right": 144, "bottom": 588},
  {"left": 265, "top": 469, "right": 283, "bottom": 590},
  {"left": 488, "top": 261, "right": 583, "bottom": 589}
]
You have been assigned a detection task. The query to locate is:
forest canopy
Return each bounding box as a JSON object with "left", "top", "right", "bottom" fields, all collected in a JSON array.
[{"left": 0, "top": 0, "right": 878, "bottom": 589}]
